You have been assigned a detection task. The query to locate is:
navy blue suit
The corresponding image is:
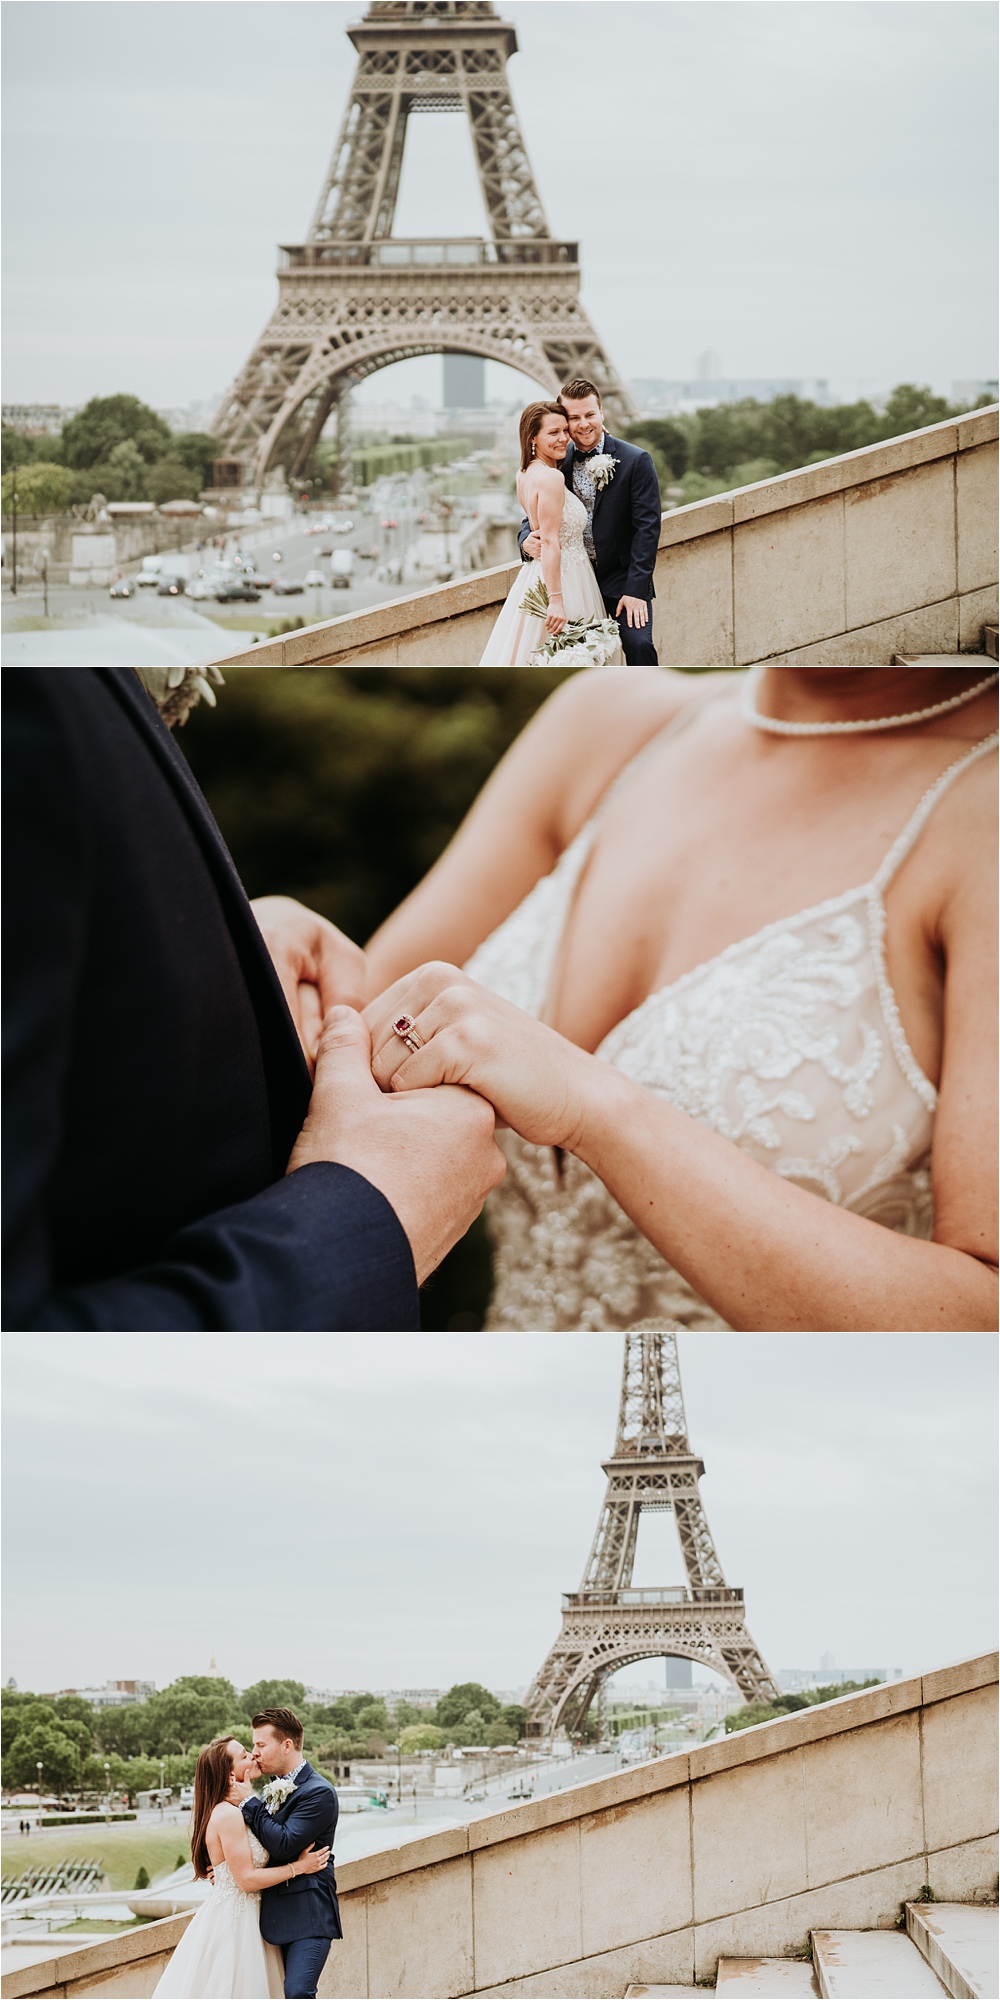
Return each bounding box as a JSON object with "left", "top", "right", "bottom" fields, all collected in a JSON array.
[
  {"left": 519, "top": 432, "right": 661, "bottom": 664},
  {"left": 243, "top": 1764, "right": 339, "bottom": 1995},
  {"left": 1, "top": 668, "right": 419, "bottom": 1331}
]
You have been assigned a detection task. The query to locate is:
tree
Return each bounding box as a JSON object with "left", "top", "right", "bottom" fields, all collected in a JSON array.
[
  {"left": 240, "top": 1680, "right": 307, "bottom": 1718},
  {"left": 880, "top": 383, "right": 954, "bottom": 436},
  {"left": 169, "top": 432, "right": 218, "bottom": 486},
  {"left": 134, "top": 1866, "right": 150, "bottom": 1889},
  {"left": 60, "top": 395, "right": 172, "bottom": 470},
  {"left": 1, "top": 1697, "right": 58, "bottom": 1756},
  {"left": 485, "top": 1718, "right": 518, "bottom": 1748},
  {"left": 88, "top": 439, "right": 148, "bottom": 502},
  {"left": 435, "top": 1683, "right": 501, "bottom": 1729},
  {"left": 1, "top": 423, "right": 38, "bottom": 473},
  {"left": 52, "top": 1695, "right": 99, "bottom": 1728},
  {"left": 2, "top": 1723, "right": 82, "bottom": 1791},
  {"left": 499, "top": 1705, "right": 527, "bottom": 1739},
  {"left": 147, "top": 456, "right": 202, "bottom": 505},
  {"left": 624, "top": 419, "right": 688, "bottom": 478},
  {"left": 352, "top": 1700, "right": 390, "bottom": 1736},
  {"left": 1, "top": 462, "right": 76, "bottom": 516},
  {"left": 399, "top": 1723, "right": 442, "bottom": 1753}
]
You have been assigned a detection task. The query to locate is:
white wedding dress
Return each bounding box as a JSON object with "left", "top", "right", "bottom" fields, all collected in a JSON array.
[
  {"left": 153, "top": 1829, "right": 284, "bottom": 1999},
  {"left": 465, "top": 706, "right": 998, "bottom": 1330},
  {"left": 478, "top": 486, "right": 622, "bottom": 665}
]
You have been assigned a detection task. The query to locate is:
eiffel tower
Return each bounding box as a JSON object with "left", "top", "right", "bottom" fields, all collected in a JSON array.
[
  {"left": 525, "top": 1334, "right": 779, "bottom": 1740},
  {"left": 212, "top": 0, "right": 636, "bottom": 487}
]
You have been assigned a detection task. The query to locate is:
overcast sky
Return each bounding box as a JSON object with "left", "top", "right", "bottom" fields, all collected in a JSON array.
[
  {"left": 3, "top": 1333, "right": 995, "bottom": 1698},
  {"left": 2, "top": 2, "right": 996, "bottom": 413}
]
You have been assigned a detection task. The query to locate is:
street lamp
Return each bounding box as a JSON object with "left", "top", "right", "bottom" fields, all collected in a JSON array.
[
  {"left": 104, "top": 1761, "right": 110, "bottom": 1813},
  {"left": 36, "top": 1760, "right": 43, "bottom": 1798},
  {"left": 11, "top": 481, "right": 18, "bottom": 597},
  {"left": 40, "top": 552, "right": 48, "bottom": 619},
  {"left": 159, "top": 1758, "right": 166, "bottom": 1806}
]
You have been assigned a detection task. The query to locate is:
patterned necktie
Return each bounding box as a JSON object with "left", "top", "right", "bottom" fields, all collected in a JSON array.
[{"left": 572, "top": 450, "right": 598, "bottom": 562}]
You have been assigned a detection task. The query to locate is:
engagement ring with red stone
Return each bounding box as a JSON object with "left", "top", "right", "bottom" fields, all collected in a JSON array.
[{"left": 391, "top": 1013, "right": 424, "bottom": 1054}]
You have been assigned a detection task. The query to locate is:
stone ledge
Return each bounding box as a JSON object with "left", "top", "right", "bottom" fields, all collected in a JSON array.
[{"left": 0, "top": 1914, "right": 191, "bottom": 1999}]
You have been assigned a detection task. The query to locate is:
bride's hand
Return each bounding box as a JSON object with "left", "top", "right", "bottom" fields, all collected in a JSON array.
[
  {"left": 365, "top": 964, "right": 594, "bottom": 1150},
  {"left": 227, "top": 1775, "right": 254, "bottom": 1804},
  {"left": 251, "top": 896, "right": 368, "bottom": 1076},
  {"left": 545, "top": 594, "right": 567, "bottom": 636},
  {"left": 294, "top": 1843, "right": 331, "bottom": 1876}
]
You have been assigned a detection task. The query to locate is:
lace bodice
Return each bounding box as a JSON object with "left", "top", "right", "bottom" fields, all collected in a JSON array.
[
  {"left": 211, "top": 1827, "right": 270, "bottom": 1908},
  {"left": 557, "top": 486, "right": 591, "bottom": 564},
  {"left": 466, "top": 719, "right": 997, "bottom": 1331}
]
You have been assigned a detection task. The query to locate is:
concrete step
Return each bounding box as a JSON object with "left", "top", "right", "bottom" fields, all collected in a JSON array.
[
  {"left": 623, "top": 1988, "right": 702, "bottom": 1997},
  {"left": 717, "top": 1958, "right": 817, "bottom": 1994},
  {"left": 985, "top": 623, "right": 998, "bottom": 661},
  {"left": 812, "top": 1928, "right": 949, "bottom": 1997},
  {"left": 906, "top": 1901, "right": 999, "bottom": 1999},
  {"left": 890, "top": 653, "right": 987, "bottom": 664}
]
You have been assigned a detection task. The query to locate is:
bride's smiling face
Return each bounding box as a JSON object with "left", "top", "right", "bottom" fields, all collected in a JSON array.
[{"left": 535, "top": 412, "right": 570, "bottom": 465}]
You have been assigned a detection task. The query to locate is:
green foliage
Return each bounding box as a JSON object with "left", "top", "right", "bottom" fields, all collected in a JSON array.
[
  {"left": 351, "top": 435, "right": 472, "bottom": 486},
  {"left": 628, "top": 384, "right": 983, "bottom": 506},
  {"left": 147, "top": 457, "right": 203, "bottom": 505},
  {"left": 398, "top": 1723, "right": 443, "bottom": 1753},
  {"left": 434, "top": 1683, "right": 501, "bottom": 1731},
  {"left": 60, "top": 395, "right": 172, "bottom": 471},
  {"left": 169, "top": 432, "right": 218, "bottom": 485},
  {"left": 2, "top": 461, "right": 76, "bottom": 516},
  {"left": 1, "top": 423, "right": 40, "bottom": 472},
  {"left": 134, "top": 1865, "right": 150, "bottom": 1889},
  {"left": 724, "top": 1678, "right": 882, "bottom": 1733},
  {"left": 241, "top": 1680, "right": 307, "bottom": 1719}
]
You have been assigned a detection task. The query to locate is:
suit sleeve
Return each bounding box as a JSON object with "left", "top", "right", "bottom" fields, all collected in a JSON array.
[
  {"left": 243, "top": 1789, "right": 334, "bottom": 1862},
  {"left": 625, "top": 450, "right": 663, "bottom": 599},
  {"left": 1, "top": 675, "right": 420, "bottom": 1333},
  {"left": 517, "top": 515, "right": 532, "bottom": 561}
]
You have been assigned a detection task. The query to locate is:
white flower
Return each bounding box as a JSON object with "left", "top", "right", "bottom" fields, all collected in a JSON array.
[
  {"left": 586, "top": 453, "right": 619, "bottom": 491},
  {"left": 261, "top": 1775, "right": 297, "bottom": 1813},
  {"left": 135, "top": 666, "right": 225, "bottom": 730}
]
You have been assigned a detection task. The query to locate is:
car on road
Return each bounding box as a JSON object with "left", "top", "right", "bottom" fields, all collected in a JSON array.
[
  {"left": 272, "top": 576, "right": 305, "bottom": 595},
  {"left": 185, "top": 577, "right": 216, "bottom": 600},
  {"left": 303, "top": 568, "right": 326, "bottom": 587},
  {"left": 318, "top": 546, "right": 333, "bottom": 557},
  {"left": 215, "top": 578, "right": 261, "bottom": 602},
  {"left": 381, "top": 517, "right": 398, "bottom": 529},
  {"left": 157, "top": 575, "right": 186, "bottom": 597},
  {"left": 331, "top": 549, "right": 354, "bottom": 586},
  {"left": 355, "top": 544, "right": 379, "bottom": 561},
  {"left": 108, "top": 580, "right": 134, "bottom": 599},
  {"left": 331, "top": 516, "right": 354, "bottom": 534}
]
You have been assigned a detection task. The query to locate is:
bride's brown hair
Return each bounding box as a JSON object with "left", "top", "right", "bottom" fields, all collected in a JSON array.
[
  {"left": 190, "top": 1736, "right": 241, "bottom": 1879},
  {"left": 519, "top": 402, "right": 568, "bottom": 472}
]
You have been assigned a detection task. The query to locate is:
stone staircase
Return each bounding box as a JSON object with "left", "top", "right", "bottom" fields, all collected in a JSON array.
[
  {"left": 625, "top": 1901, "right": 998, "bottom": 1999},
  {"left": 892, "top": 622, "right": 998, "bottom": 664}
]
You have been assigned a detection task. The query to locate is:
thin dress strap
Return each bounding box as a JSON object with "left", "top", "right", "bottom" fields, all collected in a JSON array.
[{"left": 872, "top": 732, "right": 999, "bottom": 892}]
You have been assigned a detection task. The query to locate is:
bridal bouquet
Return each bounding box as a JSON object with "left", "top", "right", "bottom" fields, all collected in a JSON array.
[
  {"left": 520, "top": 579, "right": 620, "bottom": 666},
  {"left": 135, "top": 666, "right": 225, "bottom": 730}
]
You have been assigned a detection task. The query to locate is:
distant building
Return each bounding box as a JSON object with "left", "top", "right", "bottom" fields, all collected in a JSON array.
[
  {"left": 778, "top": 1666, "right": 901, "bottom": 1693},
  {"left": 631, "top": 378, "right": 832, "bottom": 416},
  {"left": 48, "top": 1678, "right": 156, "bottom": 1708},
  {"left": 2, "top": 403, "right": 74, "bottom": 436}
]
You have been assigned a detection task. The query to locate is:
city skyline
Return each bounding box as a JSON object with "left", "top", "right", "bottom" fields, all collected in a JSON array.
[
  {"left": 2, "top": 2, "right": 996, "bottom": 411},
  {"left": 3, "top": 1333, "right": 995, "bottom": 1696}
]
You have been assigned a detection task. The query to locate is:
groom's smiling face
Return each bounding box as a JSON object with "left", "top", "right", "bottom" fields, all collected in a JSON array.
[{"left": 560, "top": 394, "right": 603, "bottom": 452}]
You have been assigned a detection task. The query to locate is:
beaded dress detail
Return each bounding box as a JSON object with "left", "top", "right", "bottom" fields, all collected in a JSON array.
[
  {"left": 466, "top": 722, "right": 997, "bottom": 1331},
  {"left": 153, "top": 1828, "right": 285, "bottom": 1998},
  {"left": 478, "top": 488, "right": 622, "bottom": 665}
]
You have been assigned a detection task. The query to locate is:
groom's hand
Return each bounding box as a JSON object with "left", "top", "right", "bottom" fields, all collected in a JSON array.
[
  {"left": 616, "top": 595, "right": 649, "bottom": 629},
  {"left": 522, "top": 529, "right": 542, "bottom": 561},
  {"left": 251, "top": 896, "right": 368, "bottom": 1075},
  {"left": 286, "top": 1006, "right": 505, "bottom": 1285}
]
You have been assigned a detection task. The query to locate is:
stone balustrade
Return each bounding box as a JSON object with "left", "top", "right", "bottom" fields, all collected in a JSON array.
[
  {"left": 212, "top": 406, "right": 998, "bottom": 668},
  {"left": 4, "top": 1651, "right": 994, "bottom": 2000}
]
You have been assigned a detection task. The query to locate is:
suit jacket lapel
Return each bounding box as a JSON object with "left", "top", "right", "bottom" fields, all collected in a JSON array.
[
  {"left": 98, "top": 669, "right": 311, "bottom": 1171},
  {"left": 591, "top": 433, "right": 621, "bottom": 523}
]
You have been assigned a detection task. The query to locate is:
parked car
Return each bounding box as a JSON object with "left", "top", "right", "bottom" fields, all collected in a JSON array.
[
  {"left": 215, "top": 579, "right": 261, "bottom": 602},
  {"left": 272, "top": 576, "right": 305, "bottom": 595},
  {"left": 303, "top": 568, "right": 326, "bottom": 587},
  {"left": 109, "top": 580, "right": 133, "bottom": 599}
]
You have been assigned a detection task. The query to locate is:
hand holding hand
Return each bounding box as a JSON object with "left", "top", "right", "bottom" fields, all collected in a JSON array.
[
  {"left": 366, "top": 964, "right": 595, "bottom": 1151},
  {"left": 615, "top": 594, "right": 649, "bottom": 630},
  {"left": 251, "top": 896, "right": 368, "bottom": 1074},
  {"left": 286, "top": 1005, "right": 505, "bottom": 1285},
  {"left": 293, "top": 1843, "right": 331, "bottom": 1877}
]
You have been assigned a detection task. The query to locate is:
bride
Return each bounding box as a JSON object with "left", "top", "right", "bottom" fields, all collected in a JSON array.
[
  {"left": 477, "top": 402, "right": 622, "bottom": 666},
  {"left": 348, "top": 665, "right": 998, "bottom": 1333},
  {"left": 153, "top": 1738, "right": 328, "bottom": 1998}
]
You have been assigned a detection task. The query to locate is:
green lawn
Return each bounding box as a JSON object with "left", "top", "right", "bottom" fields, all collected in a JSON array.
[
  {"left": 2, "top": 1824, "right": 191, "bottom": 1891},
  {"left": 53, "top": 1918, "right": 151, "bottom": 1935}
]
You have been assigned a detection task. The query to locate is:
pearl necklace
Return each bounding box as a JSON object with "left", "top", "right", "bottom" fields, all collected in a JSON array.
[{"left": 742, "top": 666, "right": 999, "bottom": 736}]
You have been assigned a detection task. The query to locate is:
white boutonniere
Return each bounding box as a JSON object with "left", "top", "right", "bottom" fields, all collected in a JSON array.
[
  {"left": 586, "top": 453, "right": 618, "bottom": 492},
  {"left": 261, "top": 1775, "right": 297, "bottom": 1813},
  {"left": 135, "top": 666, "right": 225, "bottom": 730}
]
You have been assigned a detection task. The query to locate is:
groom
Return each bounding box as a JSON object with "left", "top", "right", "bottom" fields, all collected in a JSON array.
[
  {"left": 235, "top": 1707, "right": 339, "bottom": 1999},
  {"left": 518, "top": 377, "right": 662, "bottom": 664},
  {"left": 3, "top": 669, "right": 504, "bottom": 1329}
]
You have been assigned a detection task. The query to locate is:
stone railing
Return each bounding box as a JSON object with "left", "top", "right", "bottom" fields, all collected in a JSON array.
[
  {"left": 6, "top": 1651, "right": 994, "bottom": 1999},
  {"left": 212, "top": 406, "right": 998, "bottom": 667}
]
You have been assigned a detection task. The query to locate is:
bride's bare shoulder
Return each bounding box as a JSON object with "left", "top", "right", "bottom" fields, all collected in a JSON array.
[{"left": 537, "top": 670, "right": 728, "bottom": 836}]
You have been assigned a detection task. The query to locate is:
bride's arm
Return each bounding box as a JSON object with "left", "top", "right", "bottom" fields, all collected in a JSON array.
[
  {"left": 534, "top": 469, "right": 568, "bottom": 635},
  {"left": 213, "top": 1806, "right": 329, "bottom": 1892},
  {"left": 364, "top": 909, "right": 997, "bottom": 1332},
  {"left": 364, "top": 670, "right": 697, "bottom": 995}
]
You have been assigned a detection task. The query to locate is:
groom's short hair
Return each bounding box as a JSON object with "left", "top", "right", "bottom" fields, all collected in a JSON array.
[
  {"left": 252, "top": 1706, "right": 303, "bottom": 1747},
  {"left": 560, "top": 378, "right": 602, "bottom": 405}
]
